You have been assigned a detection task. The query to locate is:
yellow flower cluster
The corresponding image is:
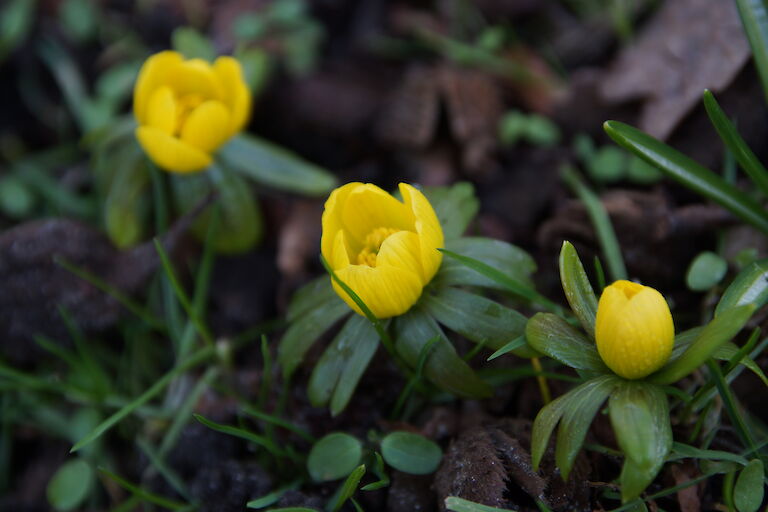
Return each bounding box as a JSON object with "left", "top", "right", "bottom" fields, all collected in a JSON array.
[
  {"left": 595, "top": 280, "right": 674, "bottom": 379},
  {"left": 133, "top": 51, "right": 251, "bottom": 173},
  {"left": 321, "top": 183, "right": 444, "bottom": 319}
]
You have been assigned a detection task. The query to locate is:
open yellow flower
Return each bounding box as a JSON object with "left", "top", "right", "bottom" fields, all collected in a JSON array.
[
  {"left": 595, "top": 280, "right": 674, "bottom": 379},
  {"left": 133, "top": 51, "right": 251, "bottom": 173},
  {"left": 321, "top": 183, "right": 444, "bottom": 319}
]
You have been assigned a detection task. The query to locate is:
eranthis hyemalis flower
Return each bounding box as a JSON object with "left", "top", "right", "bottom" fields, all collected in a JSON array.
[
  {"left": 133, "top": 50, "right": 250, "bottom": 173},
  {"left": 321, "top": 183, "right": 444, "bottom": 319},
  {"left": 595, "top": 280, "right": 674, "bottom": 379}
]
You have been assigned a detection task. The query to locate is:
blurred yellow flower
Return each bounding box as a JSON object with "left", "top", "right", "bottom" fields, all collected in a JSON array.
[
  {"left": 595, "top": 280, "right": 674, "bottom": 379},
  {"left": 321, "top": 183, "right": 444, "bottom": 318},
  {"left": 133, "top": 51, "right": 251, "bottom": 173}
]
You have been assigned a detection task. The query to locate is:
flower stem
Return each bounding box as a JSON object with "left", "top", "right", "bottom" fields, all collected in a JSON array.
[{"left": 531, "top": 357, "right": 551, "bottom": 404}]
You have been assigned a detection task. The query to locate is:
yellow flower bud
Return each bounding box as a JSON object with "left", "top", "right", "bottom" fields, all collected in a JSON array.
[
  {"left": 133, "top": 51, "right": 251, "bottom": 173},
  {"left": 595, "top": 280, "right": 674, "bottom": 379},
  {"left": 321, "top": 182, "right": 444, "bottom": 319}
]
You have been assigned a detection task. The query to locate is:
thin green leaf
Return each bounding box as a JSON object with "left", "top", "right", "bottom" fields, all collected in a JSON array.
[
  {"left": 153, "top": 239, "right": 215, "bottom": 347},
  {"left": 669, "top": 442, "right": 749, "bottom": 466},
  {"left": 445, "top": 496, "right": 517, "bottom": 512},
  {"left": 219, "top": 133, "right": 337, "bottom": 196},
  {"left": 735, "top": 0, "right": 768, "bottom": 102},
  {"left": 555, "top": 374, "right": 619, "bottom": 479},
  {"left": 609, "top": 381, "right": 672, "bottom": 502},
  {"left": 193, "top": 414, "right": 285, "bottom": 458},
  {"left": 707, "top": 361, "right": 760, "bottom": 460},
  {"left": 423, "top": 287, "right": 534, "bottom": 356},
  {"left": 525, "top": 313, "right": 608, "bottom": 372},
  {"left": 99, "top": 467, "right": 188, "bottom": 510},
  {"left": 715, "top": 258, "right": 768, "bottom": 316},
  {"left": 361, "top": 452, "right": 390, "bottom": 491},
  {"left": 439, "top": 249, "right": 563, "bottom": 314},
  {"left": 246, "top": 480, "right": 301, "bottom": 509},
  {"left": 487, "top": 336, "right": 527, "bottom": 361},
  {"left": 650, "top": 305, "right": 755, "bottom": 385},
  {"left": 435, "top": 237, "right": 536, "bottom": 291},
  {"left": 56, "top": 257, "right": 165, "bottom": 331},
  {"left": 277, "top": 295, "right": 350, "bottom": 379},
  {"left": 307, "top": 315, "right": 378, "bottom": 415},
  {"left": 713, "top": 342, "right": 768, "bottom": 387},
  {"left": 136, "top": 437, "right": 192, "bottom": 501},
  {"left": 561, "top": 166, "right": 627, "bottom": 281},
  {"left": 559, "top": 241, "right": 598, "bottom": 338},
  {"left": 391, "top": 335, "right": 441, "bottom": 420},
  {"left": 70, "top": 345, "right": 216, "bottom": 453},
  {"left": 395, "top": 308, "right": 492, "bottom": 398},
  {"left": 241, "top": 406, "right": 315, "bottom": 443},
  {"left": 328, "top": 464, "right": 366, "bottom": 512},
  {"left": 702, "top": 90, "right": 768, "bottom": 196},
  {"left": 604, "top": 120, "right": 768, "bottom": 234}
]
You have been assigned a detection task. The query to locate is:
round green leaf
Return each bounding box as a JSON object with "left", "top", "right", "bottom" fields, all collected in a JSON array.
[
  {"left": 686, "top": 251, "right": 728, "bottom": 291},
  {"left": 381, "top": 431, "right": 442, "bottom": 475},
  {"left": 307, "top": 433, "right": 362, "bottom": 482},
  {"left": 0, "top": 174, "right": 35, "bottom": 218},
  {"left": 46, "top": 459, "right": 93, "bottom": 511},
  {"left": 734, "top": 459, "right": 764, "bottom": 512},
  {"left": 627, "top": 156, "right": 662, "bottom": 184},
  {"left": 587, "top": 146, "right": 626, "bottom": 183}
]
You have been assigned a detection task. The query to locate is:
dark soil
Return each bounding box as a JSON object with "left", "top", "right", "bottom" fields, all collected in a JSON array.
[{"left": 2, "top": 1, "right": 767, "bottom": 511}]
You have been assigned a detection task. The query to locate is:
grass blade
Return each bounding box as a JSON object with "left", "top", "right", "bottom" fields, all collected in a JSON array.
[
  {"left": 70, "top": 345, "right": 216, "bottom": 453},
  {"left": 560, "top": 166, "right": 627, "bottom": 281},
  {"left": 438, "top": 249, "right": 565, "bottom": 315},
  {"left": 702, "top": 90, "right": 768, "bottom": 197},
  {"left": 604, "top": 120, "right": 768, "bottom": 234},
  {"left": 735, "top": 0, "right": 768, "bottom": 102},
  {"left": 99, "top": 467, "right": 188, "bottom": 510}
]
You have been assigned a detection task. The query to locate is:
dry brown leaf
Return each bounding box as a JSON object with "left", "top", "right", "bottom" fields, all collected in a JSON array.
[{"left": 600, "top": 0, "right": 750, "bottom": 139}]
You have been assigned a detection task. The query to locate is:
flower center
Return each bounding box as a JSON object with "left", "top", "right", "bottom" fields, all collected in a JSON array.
[
  {"left": 357, "top": 227, "right": 399, "bottom": 267},
  {"left": 175, "top": 93, "right": 205, "bottom": 134}
]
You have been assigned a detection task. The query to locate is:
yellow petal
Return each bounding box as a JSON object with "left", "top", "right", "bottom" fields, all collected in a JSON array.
[
  {"left": 135, "top": 126, "right": 212, "bottom": 173},
  {"left": 145, "top": 86, "right": 177, "bottom": 134},
  {"left": 376, "top": 230, "right": 424, "bottom": 282},
  {"left": 213, "top": 56, "right": 251, "bottom": 134},
  {"left": 595, "top": 280, "right": 674, "bottom": 379},
  {"left": 334, "top": 265, "right": 423, "bottom": 319},
  {"left": 166, "top": 59, "right": 223, "bottom": 100},
  {"left": 180, "top": 100, "right": 231, "bottom": 152},
  {"left": 133, "top": 51, "right": 184, "bottom": 123},
  {"left": 330, "top": 229, "right": 351, "bottom": 269},
  {"left": 400, "top": 183, "right": 444, "bottom": 282},
  {"left": 341, "top": 184, "right": 414, "bottom": 244},
  {"left": 321, "top": 182, "right": 364, "bottom": 262}
]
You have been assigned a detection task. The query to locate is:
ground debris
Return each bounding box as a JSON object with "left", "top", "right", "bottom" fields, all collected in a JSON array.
[
  {"left": 599, "top": 0, "right": 750, "bottom": 140},
  {"left": 434, "top": 419, "right": 590, "bottom": 512},
  {"left": 0, "top": 207, "right": 200, "bottom": 363}
]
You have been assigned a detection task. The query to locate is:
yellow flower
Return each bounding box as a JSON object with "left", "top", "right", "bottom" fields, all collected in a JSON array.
[
  {"left": 595, "top": 280, "right": 674, "bottom": 379},
  {"left": 133, "top": 51, "right": 251, "bottom": 173},
  {"left": 321, "top": 182, "right": 444, "bottom": 319}
]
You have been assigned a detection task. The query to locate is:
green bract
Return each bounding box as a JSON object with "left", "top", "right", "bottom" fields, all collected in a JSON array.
[
  {"left": 529, "top": 242, "right": 756, "bottom": 502},
  {"left": 278, "top": 182, "right": 542, "bottom": 415}
]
